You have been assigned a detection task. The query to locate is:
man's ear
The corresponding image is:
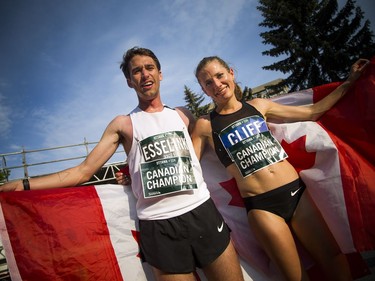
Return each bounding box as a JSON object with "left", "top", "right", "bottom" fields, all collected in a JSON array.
[
  {"left": 126, "top": 78, "right": 134, "bottom": 89},
  {"left": 159, "top": 71, "right": 163, "bottom": 81}
]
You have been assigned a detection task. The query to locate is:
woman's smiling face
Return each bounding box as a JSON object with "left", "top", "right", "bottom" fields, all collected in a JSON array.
[{"left": 197, "top": 59, "right": 235, "bottom": 103}]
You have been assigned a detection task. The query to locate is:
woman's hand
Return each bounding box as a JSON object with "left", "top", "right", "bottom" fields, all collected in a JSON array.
[
  {"left": 115, "top": 166, "right": 131, "bottom": 185},
  {"left": 347, "top": 58, "right": 370, "bottom": 83}
]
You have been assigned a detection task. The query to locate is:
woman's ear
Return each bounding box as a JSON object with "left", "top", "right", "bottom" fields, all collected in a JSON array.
[{"left": 229, "top": 68, "right": 235, "bottom": 79}]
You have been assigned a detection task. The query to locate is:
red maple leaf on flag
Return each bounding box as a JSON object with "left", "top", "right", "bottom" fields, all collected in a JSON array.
[
  {"left": 281, "top": 135, "right": 316, "bottom": 174},
  {"left": 219, "top": 178, "right": 244, "bottom": 208},
  {"left": 131, "top": 229, "right": 141, "bottom": 258}
]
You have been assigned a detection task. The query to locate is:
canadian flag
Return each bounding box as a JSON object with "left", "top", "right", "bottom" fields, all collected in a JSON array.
[{"left": 0, "top": 58, "right": 374, "bottom": 281}]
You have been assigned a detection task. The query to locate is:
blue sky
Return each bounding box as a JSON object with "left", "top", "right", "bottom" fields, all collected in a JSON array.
[{"left": 1, "top": 0, "right": 374, "bottom": 180}]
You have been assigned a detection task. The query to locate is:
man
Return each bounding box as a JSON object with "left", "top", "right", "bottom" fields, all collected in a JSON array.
[{"left": 1, "top": 47, "right": 244, "bottom": 281}]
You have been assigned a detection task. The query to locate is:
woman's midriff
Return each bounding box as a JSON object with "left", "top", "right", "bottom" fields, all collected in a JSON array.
[{"left": 226, "top": 160, "right": 299, "bottom": 198}]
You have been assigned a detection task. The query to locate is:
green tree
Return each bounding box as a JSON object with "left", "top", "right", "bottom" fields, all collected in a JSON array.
[
  {"left": 183, "top": 85, "right": 211, "bottom": 118},
  {"left": 0, "top": 168, "right": 10, "bottom": 183},
  {"left": 241, "top": 86, "right": 253, "bottom": 101},
  {"left": 257, "top": 0, "right": 375, "bottom": 92}
]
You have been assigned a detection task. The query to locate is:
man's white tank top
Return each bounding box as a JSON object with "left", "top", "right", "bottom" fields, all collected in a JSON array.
[{"left": 127, "top": 106, "right": 210, "bottom": 220}]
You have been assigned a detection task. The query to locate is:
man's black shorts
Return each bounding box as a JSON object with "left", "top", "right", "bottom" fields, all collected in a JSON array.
[{"left": 139, "top": 198, "right": 231, "bottom": 273}]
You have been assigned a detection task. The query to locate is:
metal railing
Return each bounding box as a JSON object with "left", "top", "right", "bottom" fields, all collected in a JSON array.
[{"left": 0, "top": 138, "right": 127, "bottom": 184}]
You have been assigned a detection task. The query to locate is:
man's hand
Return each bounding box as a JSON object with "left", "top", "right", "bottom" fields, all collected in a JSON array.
[{"left": 0, "top": 180, "right": 24, "bottom": 192}]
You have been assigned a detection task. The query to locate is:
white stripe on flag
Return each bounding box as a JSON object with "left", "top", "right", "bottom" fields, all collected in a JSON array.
[{"left": 95, "top": 185, "right": 154, "bottom": 280}]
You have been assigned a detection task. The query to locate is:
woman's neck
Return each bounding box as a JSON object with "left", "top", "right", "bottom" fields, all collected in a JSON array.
[{"left": 216, "top": 99, "right": 242, "bottom": 115}]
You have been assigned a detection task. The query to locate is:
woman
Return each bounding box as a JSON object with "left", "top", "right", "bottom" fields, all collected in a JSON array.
[{"left": 191, "top": 56, "right": 369, "bottom": 281}]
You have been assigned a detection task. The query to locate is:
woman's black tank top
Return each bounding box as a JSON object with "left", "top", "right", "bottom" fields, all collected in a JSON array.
[{"left": 210, "top": 102, "right": 264, "bottom": 167}]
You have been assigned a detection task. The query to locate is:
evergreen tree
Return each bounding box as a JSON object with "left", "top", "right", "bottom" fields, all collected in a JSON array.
[
  {"left": 183, "top": 85, "right": 211, "bottom": 118},
  {"left": 0, "top": 168, "right": 10, "bottom": 183},
  {"left": 241, "top": 86, "right": 253, "bottom": 101},
  {"left": 257, "top": 0, "right": 375, "bottom": 92}
]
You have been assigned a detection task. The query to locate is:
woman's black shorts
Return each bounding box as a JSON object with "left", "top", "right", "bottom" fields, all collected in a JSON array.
[{"left": 243, "top": 178, "right": 306, "bottom": 222}]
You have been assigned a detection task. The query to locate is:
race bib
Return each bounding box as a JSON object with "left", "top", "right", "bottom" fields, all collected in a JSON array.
[
  {"left": 218, "top": 116, "right": 287, "bottom": 177},
  {"left": 139, "top": 131, "right": 197, "bottom": 198}
]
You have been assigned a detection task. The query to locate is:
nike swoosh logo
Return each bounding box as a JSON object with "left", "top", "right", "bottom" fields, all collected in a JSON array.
[
  {"left": 291, "top": 187, "right": 301, "bottom": 197},
  {"left": 217, "top": 222, "right": 224, "bottom": 232}
]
